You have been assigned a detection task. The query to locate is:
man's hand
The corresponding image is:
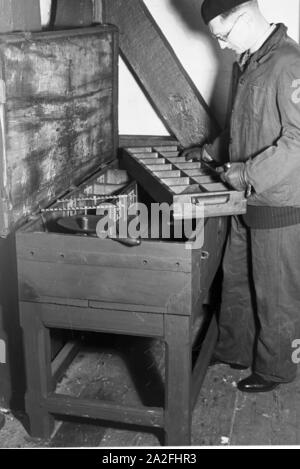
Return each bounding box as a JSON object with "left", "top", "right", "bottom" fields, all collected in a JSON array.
[
  {"left": 180, "top": 145, "right": 204, "bottom": 162},
  {"left": 219, "top": 162, "right": 250, "bottom": 192},
  {"left": 181, "top": 145, "right": 214, "bottom": 163}
]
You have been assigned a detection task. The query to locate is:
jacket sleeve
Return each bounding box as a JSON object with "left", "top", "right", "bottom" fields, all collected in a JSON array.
[{"left": 245, "top": 61, "right": 300, "bottom": 195}]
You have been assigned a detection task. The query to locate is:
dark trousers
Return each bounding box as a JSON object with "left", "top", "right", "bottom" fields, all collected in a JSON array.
[{"left": 215, "top": 216, "right": 300, "bottom": 382}]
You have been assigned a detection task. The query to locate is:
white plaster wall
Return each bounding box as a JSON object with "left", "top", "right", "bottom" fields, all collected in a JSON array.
[
  {"left": 40, "top": 0, "right": 52, "bottom": 26},
  {"left": 259, "top": 0, "right": 299, "bottom": 41}
]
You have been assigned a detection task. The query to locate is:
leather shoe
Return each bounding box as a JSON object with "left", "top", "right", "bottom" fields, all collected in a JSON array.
[
  {"left": 210, "top": 356, "right": 248, "bottom": 370},
  {"left": 237, "top": 373, "right": 280, "bottom": 393}
]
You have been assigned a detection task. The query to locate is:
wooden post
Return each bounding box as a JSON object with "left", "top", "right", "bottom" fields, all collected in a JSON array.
[
  {"left": 53, "top": 0, "right": 94, "bottom": 28},
  {"left": 299, "top": 1, "right": 300, "bottom": 45},
  {"left": 0, "top": 0, "right": 41, "bottom": 33},
  {"left": 164, "top": 315, "right": 192, "bottom": 446},
  {"left": 94, "top": 0, "right": 103, "bottom": 23},
  {"left": 0, "top": 234, "right": 26, "bottom": 410},
  {"left": 20, "top": 302, "right": 55, "bottom": 438}
]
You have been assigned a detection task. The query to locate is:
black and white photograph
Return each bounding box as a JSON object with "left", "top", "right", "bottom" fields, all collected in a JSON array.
[{"left": 0, "top": 0, "right": 300, "bottom": 452}]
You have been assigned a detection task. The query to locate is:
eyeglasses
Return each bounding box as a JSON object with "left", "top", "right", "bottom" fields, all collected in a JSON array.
[{"left": 211, "top": 14, "right": 243, "bottom": 43}]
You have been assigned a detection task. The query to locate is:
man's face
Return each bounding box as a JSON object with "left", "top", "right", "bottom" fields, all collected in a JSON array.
[{"left": 209, "top": 13, "right": 250, "bottom": 54}]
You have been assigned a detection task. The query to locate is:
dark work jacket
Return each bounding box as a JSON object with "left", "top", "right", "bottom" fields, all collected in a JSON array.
[{"left": 230, "top": 23, "right": 300, "bottom": 209}]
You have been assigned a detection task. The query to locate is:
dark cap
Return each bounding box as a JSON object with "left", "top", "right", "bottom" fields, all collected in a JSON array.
[{"left": 201, "top": 0, "right": 250, "bottom": 25}]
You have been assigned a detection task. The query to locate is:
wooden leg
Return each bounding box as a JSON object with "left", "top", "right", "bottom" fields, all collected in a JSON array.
[
  {"left": 164, "top": 315, "right": 192, "bottom": 446},
  {"left": 24, "top": 399, "right": 55, "bottom": 438},
  {"left": 20, "top": 302, "right": 55, "bottom": 438}
]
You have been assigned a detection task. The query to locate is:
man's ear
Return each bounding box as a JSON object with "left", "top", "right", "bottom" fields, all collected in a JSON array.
[{"left": 241, "top": 11, "right": 253, "bottom": 26}]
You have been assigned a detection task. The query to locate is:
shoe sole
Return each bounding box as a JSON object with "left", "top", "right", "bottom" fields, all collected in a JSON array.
[{"left": 237, "top": 384, "right": 280, "bottom": 393}]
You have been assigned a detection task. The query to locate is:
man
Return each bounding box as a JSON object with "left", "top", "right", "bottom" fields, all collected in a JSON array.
[
  {"left": 184, "top": 0, "right": 300, "bottom": 392},
  {"left": 0, "top": 412, "right": 4, "bottom": 430}
]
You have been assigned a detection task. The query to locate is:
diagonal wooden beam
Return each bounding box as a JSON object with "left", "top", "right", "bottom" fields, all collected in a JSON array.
[{"left": 103, "top": 0, "right": 219, "bottom": 147}]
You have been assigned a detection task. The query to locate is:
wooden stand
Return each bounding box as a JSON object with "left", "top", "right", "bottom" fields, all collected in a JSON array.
[
  {"left": 17, "top": 214, "right": 226, "bottom": 446},
  {"left": 20, "top": 298, "right": 218, "bottom": 446}
]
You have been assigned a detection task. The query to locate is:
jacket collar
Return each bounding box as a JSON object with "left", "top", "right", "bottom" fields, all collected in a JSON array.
[{"left": 238, "top": 23, "right": 288, "bottom": 71}]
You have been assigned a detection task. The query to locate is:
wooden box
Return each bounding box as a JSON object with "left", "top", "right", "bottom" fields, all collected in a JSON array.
[
  {"left": 16, "top": 183, "right": 227, "bottom": 324},
  {"left": 15, "top": 160, "right": 228, "bottom": 444},
  {"left": 0, "top": 25, "right": 118, "bottom": 408}
]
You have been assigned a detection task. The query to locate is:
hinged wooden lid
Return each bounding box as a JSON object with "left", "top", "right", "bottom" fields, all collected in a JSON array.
[{"left": 0, "top": 25, "right": 118, "bottom": 237}]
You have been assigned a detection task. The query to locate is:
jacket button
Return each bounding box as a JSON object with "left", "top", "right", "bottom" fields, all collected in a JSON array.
[{"left": 240, "top": 78, "right": 245, "bottom": 85}]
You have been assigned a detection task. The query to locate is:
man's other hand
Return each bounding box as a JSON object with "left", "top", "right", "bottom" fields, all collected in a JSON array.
[
  {"left": 181, "top": 145, "right": 214, "bottom": 163},
  {"left": 181, "top": 145, "right": 203, "bottom": 161},
  {"left": 219, "top": 162, "right": 249, "bottom": 192}
]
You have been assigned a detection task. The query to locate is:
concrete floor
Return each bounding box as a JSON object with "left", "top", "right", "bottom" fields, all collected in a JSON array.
[{"left": 0, "top": 333, "right": 299, "bottom": 448}]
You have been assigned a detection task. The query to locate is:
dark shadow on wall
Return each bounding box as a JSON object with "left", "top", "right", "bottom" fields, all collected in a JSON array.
[
  {"left": 169, "top": 0, "right": 206, "bottom": 33},
  {"left": 168, "top": 0, "right": 236, "bottom": 129}
]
